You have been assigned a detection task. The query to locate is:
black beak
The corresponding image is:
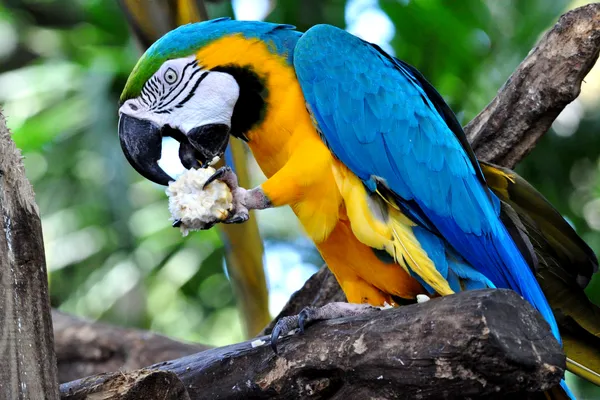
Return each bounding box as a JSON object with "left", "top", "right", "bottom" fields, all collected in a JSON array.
[
  {"left": 119, "top": 114, "right": 231, "bottom": 186},
  {"left": 187, "top": 123, "right": 231, "bottom": 166},
  {"left": 118, "top": 113, "right": 174, "bottom": 186}
]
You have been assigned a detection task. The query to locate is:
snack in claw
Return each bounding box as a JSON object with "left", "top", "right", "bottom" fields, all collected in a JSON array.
[{"left": 166, "top": 167, "right": 233, "bottom": 236}]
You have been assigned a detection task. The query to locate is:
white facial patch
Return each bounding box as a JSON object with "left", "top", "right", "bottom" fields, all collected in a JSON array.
[
  {"left": 119, "top": 55, "right": 240, "bottom": 135},
  {"left": 172, "top": 71, "right": 239, "bottom": 133}
]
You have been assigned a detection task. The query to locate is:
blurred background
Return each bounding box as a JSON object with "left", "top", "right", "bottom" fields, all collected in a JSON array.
[{"left": 1, "top": 0, "right": 599, "bottom": 396}]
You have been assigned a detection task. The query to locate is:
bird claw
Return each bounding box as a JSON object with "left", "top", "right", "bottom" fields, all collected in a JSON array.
[
  {"left": 269, "top": 302, "right": 382, "bottom": 354},
  {"left": 270, "top": 312, "right": 308, "bottom": 354},
  {"left": 223, "top": 213, "right": 249, "bottom": 224},
  {"left": 203, "top": 166, "right": 237, "bottom": 190},
  {"left": 298, "top": 308, "right": 310, "bottom": 334},
  {"left": 171, "top": 217, "right": 216, "bottom": 231},
  {"left": 203, "top": 165, "right": 250, "bottom": 226}
]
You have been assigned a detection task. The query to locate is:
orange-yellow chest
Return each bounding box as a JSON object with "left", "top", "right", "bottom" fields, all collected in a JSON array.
[
  {"left": 195, "top": 35, "right": 426, "bottom": 303},
  {"left": 196, "top": 35, "right": 344, "bottom": 242},
  {"left": 244, "top": 59, "right": 344, "bottom": 243}
]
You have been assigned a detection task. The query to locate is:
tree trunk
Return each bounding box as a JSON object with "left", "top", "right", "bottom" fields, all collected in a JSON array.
[{"left": 0, "top": 110, "right": 59, "bottom": 399}]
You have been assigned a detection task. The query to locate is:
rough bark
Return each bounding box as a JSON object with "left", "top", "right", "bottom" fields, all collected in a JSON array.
[
  {"left": 0, "top": 110, "right": 59, "bottom": 398},
  {"left": 266, "top": 3, "right": 600, "bottom": 327},
  {"left": 59, "top": 290, "right": 565, "bottom": 400},
  {"left": 52, "top": 309, "right": 210, "bottom": 383},
  {"left": 466, "top": 3, "right": 600, "bottom": 167},
  {"left": 60, "top": 370, "right": 191, "bottom": 400}
]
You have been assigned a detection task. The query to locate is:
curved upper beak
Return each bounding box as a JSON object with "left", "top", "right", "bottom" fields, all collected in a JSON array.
[
  {"left": 118, "top": 113, "right": 173, "bottom": 186},
  {"left": 118, "top": 114, "right": 231, "bottom": 186}
]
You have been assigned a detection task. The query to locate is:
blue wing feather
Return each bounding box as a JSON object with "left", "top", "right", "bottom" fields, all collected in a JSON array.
[{"left": 293, "top": 25, "right": 560, "bottom": 342}]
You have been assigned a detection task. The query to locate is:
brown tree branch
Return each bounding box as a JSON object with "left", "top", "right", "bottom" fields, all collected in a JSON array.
[
  {"left": 265, "top": 3, "right": 600, "bottom": 328},
  {"left": 0, "top": 111, "right": 59, "bottom": 398},
  {"left": 467, "top": 3, "right": 600, "bottom": 167},
  {"left": 52, "top": 309, "right": 210, "bottom": 383},
  {"left": 59, "top": 290, "right": 565, "bottom": 399},
  {"left": 60, "top": 370, "right": 190, "bottom": 400}
]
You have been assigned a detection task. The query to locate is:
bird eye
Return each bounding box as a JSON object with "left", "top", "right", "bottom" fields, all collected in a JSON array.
[{"left": 164, "top": 68, "right": 178, "bottom": 84}]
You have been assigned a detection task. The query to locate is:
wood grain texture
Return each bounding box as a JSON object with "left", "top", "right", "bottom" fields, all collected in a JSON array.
[
  {"left": 466, "top": 3, "right": 600, "bottom": 167},
  {"left": 59, "top": 290, "right": 565, "bottom": 400},
  {"left": 52, "top": 309, "right": 210, "bottom": 383},
  {"left": 0, "top": 110, "right": 59, "bottom": 399},
  {"left": 60, "top": 370, "right": 191, "bottom": 400}
]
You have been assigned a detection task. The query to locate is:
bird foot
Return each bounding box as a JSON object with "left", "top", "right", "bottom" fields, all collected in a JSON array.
[
  {"left": 204, "top": 166, "right": 250, "bottom": 224},
  {"left": 270, "top": 302, "right": 381, "bottom": 353}
]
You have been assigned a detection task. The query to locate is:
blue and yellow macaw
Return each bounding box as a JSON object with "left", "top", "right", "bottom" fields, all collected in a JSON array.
[
  {"left": 117, "top": 2, "right": 271, "bottom": 337},
  {"left": 116, "top": 19, "right": 599, "bottom": 398}
]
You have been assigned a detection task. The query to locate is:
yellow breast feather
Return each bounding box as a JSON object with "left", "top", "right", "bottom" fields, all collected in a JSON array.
[{"left": 333, "top": 161, "right": 453, "bottom": 296}]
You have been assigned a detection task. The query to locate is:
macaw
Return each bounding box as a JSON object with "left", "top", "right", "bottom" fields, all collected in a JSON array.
[
  {"left": 117, "top": 1, "right": 271, "bottom": 337},
  {"left": 116, "top": 19, "right": 599, "bottom": 398}
]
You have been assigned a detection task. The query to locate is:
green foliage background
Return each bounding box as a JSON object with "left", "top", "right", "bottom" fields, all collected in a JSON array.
[{"left": 1, "top": 0, "right": 600, "bottom": 396}]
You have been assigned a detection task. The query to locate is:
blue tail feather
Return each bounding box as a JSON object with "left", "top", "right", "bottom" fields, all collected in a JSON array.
[
  {"left": 411, "top": 226, "right": 495, "bottom": 294},
  {"left": 421, "top": 201, "right": 561, "bottom": 343}
]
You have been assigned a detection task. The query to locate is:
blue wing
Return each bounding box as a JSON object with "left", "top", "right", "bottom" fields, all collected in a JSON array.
[{"left": 293, "top": 24, "right": 560, "bottom": 341}]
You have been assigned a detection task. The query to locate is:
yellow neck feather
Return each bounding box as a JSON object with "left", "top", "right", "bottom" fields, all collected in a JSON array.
[{"left": 196, "top": 35, "right": 314, "bottom": 178}]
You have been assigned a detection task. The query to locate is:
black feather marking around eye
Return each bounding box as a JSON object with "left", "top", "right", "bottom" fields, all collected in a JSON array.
[
  {"left": 140, "top": 91, "right": 151, "bottom": 106},
  {"left": 145, "top": 84, "right": 158, "bottom": 103},
  {"left": 171, "top": 59, "right": 198, "bottom": 87},
  {"left": 173, "top": 71, "right": 209, "bottom": 108},
  {"left": 149, "top": 78, "right": 160, "bottom": 94},
  {"left": 152, "top": 64, "right": 199, "bottom": 110},
  {"left": 139, "top": 77, "right": 160, "bottom": 108},
  {"left": 157, "top": 67, "right": 203, "bottom": 110},
  {"left": 210, "top": 65, "right": 267, "bottom": 142}
]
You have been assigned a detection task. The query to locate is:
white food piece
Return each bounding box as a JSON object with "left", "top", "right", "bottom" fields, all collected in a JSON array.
[
  {"left": 208, "top": 155, "right": 221, "bottom": 166},
  {"left": 251, "top": 339, "right": 266, "bottom": 348},
  {"left": 416, "top": 294, "right": 431, "bottom": 303},
  {"left": 378, "top": 301, "right": 394, "bottom": 310},
  {"left": 166, "top": 167, "right": 233, "bottom": 236}
]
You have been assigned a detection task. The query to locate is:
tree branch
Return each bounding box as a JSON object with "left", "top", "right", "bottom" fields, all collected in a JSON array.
[
  {"left": 266, "top": 3, "right": 600, "bottom": 327},
  {"left": 59, "top": 290, "right": 565, "bottom": 399},
  {"left": 60, "top": 370, "right": 191, "bottom": 400},
  {"left": 52, "top": 309, "right": 209, "bottom": 383},
  {"left": 467, "top": 3, "right": 600, "bottom": 167}
]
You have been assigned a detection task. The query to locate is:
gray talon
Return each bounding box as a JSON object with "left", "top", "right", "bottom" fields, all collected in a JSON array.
[
  {"left": 270, "top": 314, "right": 301, "bottom": 354},
  {"left": 224, "top": 213, "right": 249, "bottom": 224},
  {"left": 203, "top": 166, "right": 231, "bottom": 189},
  {"left": 269, "top": 302, "right": 383, "bottom": 354}
]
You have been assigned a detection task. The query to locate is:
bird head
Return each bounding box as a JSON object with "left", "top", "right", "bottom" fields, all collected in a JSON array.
[{"left": 118, "top": 18, "right": 299, "bottom": 185}]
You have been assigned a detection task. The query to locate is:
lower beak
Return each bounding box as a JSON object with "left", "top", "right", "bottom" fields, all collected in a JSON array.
[
  {"left": 118, "top": 115, "right": 231, "bottom": 186},
  {"left": 118, "top": 113, "right": 173, "bottom": 186},
  {"left": 187, "top": 123, "right": 231, "bottom": 166}
]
